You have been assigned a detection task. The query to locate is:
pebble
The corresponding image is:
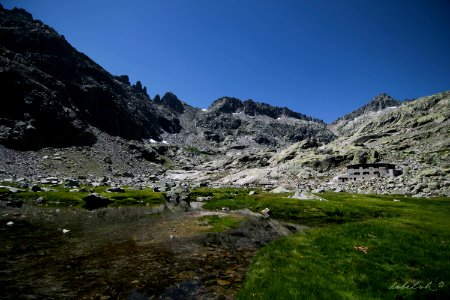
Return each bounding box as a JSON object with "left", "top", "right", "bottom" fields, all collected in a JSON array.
[{"left": 217, "top": 279, "right": 231, "bottom": 286}]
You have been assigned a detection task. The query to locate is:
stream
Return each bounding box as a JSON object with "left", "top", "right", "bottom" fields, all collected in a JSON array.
[{"left": 0, "top": 205, "right": 306, "bottom": 299}]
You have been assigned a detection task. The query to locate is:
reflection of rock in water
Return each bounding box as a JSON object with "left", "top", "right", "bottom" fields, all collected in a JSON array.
[
  {"left": 158, "top": 280, "right": 204, "bottom": 300},
  {"left": 0, "top": 207, "right": 308, "bottom": 299},
  {"left": 82, "top": 193, "right": 112, "bottom": 210}
]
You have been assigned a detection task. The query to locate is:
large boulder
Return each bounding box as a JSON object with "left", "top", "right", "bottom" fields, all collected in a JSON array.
[{"left": 82, "top": 193, "right": 112, "bottom": 210}]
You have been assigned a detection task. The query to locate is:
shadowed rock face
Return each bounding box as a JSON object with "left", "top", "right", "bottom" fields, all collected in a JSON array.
[
  {"left": 0, "top": 6, "right": 335, "bottom": 152},
  {"left": 0, "top": 7, "right": 181, "bottom": 150}
]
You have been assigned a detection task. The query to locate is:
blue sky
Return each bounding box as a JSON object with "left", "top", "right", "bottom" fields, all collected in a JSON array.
[{"left": 2, "top": 0, "right": 450, "bottom": 123}]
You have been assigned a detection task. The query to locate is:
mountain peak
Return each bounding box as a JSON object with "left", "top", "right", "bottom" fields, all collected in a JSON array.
[
  {"left": 156, "top": 92, "right": 185, "bottom": 113},
  {"left": 208, "top": 97, "right": 324, "bottom": 123},
  {"left": 331, "top": 93, "right": 401, "bottom": 125},
  {"left": 368, "top": 93, "right": 397, "bottom": 105},
  {"left": 208, "top": 97, "right": 243, "bottom": 113}
]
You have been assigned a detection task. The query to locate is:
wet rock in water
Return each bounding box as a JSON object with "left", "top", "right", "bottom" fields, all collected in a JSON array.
[
  {"left": 6, "top": 200, "right": 24, "bottom": 208},
  {"left": 35, "top": 197, "right": 44, "bottom": 205},
  {"left": 82, "top": 193, "right": 112, "bottom": 210},
  {"left": 159, "top": 280, "right": 204, "bottom": 300},
  {"left": 166, "top": 186, "right": 190, "bottom": 211},
  {"left": 106, "top": 186, "right": 125, "bottom": 193}
]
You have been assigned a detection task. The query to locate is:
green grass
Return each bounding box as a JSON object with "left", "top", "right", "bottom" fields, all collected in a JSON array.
[
  {"left": 200, "top": 191, "right": 411, "bottom": 226},
  {"left": 8, "top": 186, "right": 165, "bottom": 208},
  {"left": 234, "top": 193, "right": 450, "bottom": 299},
  {"left": 199, "top": 214, "right": 244, "bottom": 232}
]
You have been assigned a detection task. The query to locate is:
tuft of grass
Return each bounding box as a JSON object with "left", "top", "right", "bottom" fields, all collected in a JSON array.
[
  {"left": 237, "top": 193, "right": 450, "bottom": 299},
  {"left": 198, "top": 214, "right": 243, "bottom": 232}
]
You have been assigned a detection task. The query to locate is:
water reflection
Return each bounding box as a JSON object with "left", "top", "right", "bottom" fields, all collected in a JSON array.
[{"left": 0, "top": 205, "right": 282, "bottom": 299}]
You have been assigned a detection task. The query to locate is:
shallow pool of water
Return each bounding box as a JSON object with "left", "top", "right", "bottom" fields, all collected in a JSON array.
[{"left": 0, "top": 205, "right": 287, "bottom": 299}]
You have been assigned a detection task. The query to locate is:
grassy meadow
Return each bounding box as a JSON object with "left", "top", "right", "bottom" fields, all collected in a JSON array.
[{"left": 194, "top": 189, "right": 450, "bottom": 299}]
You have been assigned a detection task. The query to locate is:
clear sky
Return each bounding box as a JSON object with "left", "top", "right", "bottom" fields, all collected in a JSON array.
[{"left": 2, "top": 0, "right": 450, "bottom": 123}]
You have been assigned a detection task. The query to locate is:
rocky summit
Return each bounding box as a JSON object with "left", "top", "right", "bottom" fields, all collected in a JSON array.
[{"left": 0, "top": 6, "right": 449, "bottom": 197}]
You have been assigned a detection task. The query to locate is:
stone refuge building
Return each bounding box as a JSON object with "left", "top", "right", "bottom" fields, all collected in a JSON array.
[{"left": 338, "top": 163, "right": 401, "bottom": 183}]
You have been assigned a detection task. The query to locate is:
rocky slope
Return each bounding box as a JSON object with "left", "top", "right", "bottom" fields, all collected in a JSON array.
[
  {"left": 158, "top": 95, "right": 335, "bottom": 154},
  {"left": 216, "top": 92, "right": 449, "bottom": 196},
  {"left": 330, "top": 93, "right": 401, "bottom": 136},
  {"left": 0, "top": 6, "right": 180, "bottom": 150}
]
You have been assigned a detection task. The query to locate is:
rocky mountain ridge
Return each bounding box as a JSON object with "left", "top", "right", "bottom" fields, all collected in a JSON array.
[
  {"left": 0, "top": 6, "right": 333, "bottom": 154},
  {"left": 0, "top": 6, "right": 181, "bottom": 150},
  {"left": 215, "top": 91, "right": 449, "bottom": 196},
  {"left": 0, "top": 6, "right": 449, "bottom": 197}
]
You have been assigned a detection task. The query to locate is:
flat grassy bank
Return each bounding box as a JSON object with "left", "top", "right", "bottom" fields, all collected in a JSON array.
[
  {"left": 195, "top": 189, "right": 450, "bottom": 299},
  {"left": 3, "top": 186, "right": 165, "bottom": 208}
]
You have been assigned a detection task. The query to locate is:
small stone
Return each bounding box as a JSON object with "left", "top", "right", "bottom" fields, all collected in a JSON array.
[
  {"left": 260, "top": 207, "right": 271, "bottom": 218},
  {"left": 106, "top": 187, "right": 125, "bottom": 193},
  {"left": 7, "top": 221, "right": 14, "bottom": 226},
  {"left": 217, "top": 279, "right": 231, "bottom": 286},
  {"left": 35, "top": 197, "right": 44, "bottom": 205}
]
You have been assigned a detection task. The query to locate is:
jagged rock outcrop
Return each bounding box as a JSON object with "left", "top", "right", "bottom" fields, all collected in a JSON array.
[
  {"left": 0, "top": 6, "right": 180, "bottom": 150},
  {"left": 330, "top": 93, "right": 401, "bottom": 136},
  {"left": 209, "top": 97, "right": 324, "bottom": 122},
  {"left": 161, "top": 97, "right": 336, "bottom": 158},
  {"left": 155, "top": 92, "right": 185, "bottom": 114}
]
